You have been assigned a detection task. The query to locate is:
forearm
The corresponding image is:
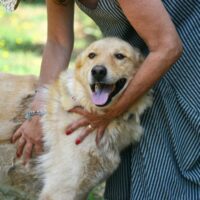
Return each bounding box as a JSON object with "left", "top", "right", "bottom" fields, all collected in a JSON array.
[
  {"left": 39, "top": 38, "right": 73, "bottom": 86},
  {"left": 38, "top": 0, "right": 74, "bottom": 86},
  {"left": 107, "top": 0, "right": 183, "bottom": 118},
  {"left": 32, "top": 39, "right": 73, "bottom": 108}
]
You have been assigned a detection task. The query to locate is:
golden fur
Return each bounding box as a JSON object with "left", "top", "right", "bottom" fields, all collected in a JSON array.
[
  {"left": 0, "top": 37, "right": 152, "bottom": 199},
  {"left": 0, "top": 73, "right": 37, "bottom": 142},
  {"left": 0, "top": 74, "right": 38, "bottom": 196},
  {"left": 38, "top": 37, "right": 153, "bottom": 200}
]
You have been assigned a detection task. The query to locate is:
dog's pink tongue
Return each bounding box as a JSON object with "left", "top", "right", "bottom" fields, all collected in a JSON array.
[{"left": 92, "top": 86, "right": 112, "bottom": 105}]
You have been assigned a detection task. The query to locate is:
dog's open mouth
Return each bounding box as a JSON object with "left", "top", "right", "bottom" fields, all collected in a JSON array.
[{"left": 90, "top": 78, "right": 127, "bottom": 107}]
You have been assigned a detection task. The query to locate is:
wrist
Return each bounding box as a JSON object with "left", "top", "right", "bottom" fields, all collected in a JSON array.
[
  {"left": 25, "top": 110, "right": 46, "bottom": 121},
  {"left": 27, "top": 94, "right": 46, "bottom": 120},
  {"left": 31, "top": 94, "right": 46, "bottom": 110},
  {"left": 106, "top": 106, "right": 123, "bottom": 120},
  {"left": 35, "top": 85, "right": 48, "bottom": 94}
]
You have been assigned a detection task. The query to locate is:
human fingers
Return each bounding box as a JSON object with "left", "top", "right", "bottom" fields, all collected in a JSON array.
[
  {"left": 11, "top": 128, "right": 22, "bottom": 143},
  {"left": 96, "top": 126, "right": 106, "bottom": 145},
  {"left": 75, "top": 124, "right": 95, "bottom": 145},
  {"left": 16, "top": 136, "right": 26, "bottom": 158},
  {"left": 68, "top": 106, "right": 90, "bottom": 117},
  {"left": 23, "top": 141, "right": 33, "bottom": 165},
  {"left": 34, "top": 143, "right": 43, "bottom": 155},
  {"left": 66, "top": 118, "right": 89, "bottom": 135}
]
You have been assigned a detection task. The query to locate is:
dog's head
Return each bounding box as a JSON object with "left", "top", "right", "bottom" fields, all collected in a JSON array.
[{"left": 74, "top": 37, "right": 144, "bottom": 108}]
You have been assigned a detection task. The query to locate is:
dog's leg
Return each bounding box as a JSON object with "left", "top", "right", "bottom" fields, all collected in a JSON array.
[{"left": 38, "top": 153, "right": 89, "bottom": 200}]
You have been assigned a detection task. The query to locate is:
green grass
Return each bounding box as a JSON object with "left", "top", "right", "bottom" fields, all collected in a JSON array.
[
  {"left": 0, "top": 3, "right": 46, "bottom": 75},
  {"left": 0, "top": 2, "right": 101, "bottom": 75}
]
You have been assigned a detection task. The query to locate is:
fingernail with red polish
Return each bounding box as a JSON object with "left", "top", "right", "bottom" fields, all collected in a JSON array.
[
  {"left": 75, "top": 138, "right": 81, "bottom": 145},
  {"left": 65, "top": 129, "right": 72, "bottom": 135}
]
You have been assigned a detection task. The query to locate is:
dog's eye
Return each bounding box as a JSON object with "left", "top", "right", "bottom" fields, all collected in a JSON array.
[
  {"left": 88, "top": 52, "right": 96, "bottom": 59},
  {"left": 115, "top": 53, "right": 126, "bottom": 60}
]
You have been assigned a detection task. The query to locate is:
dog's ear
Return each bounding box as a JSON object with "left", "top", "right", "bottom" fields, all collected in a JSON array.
[{"left": 75, "top": 52, "right": 84, "bottom": 69}]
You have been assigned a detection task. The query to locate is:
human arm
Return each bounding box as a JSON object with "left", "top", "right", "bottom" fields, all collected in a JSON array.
[
  {"left": 12, "top": 0, "right": 75, "bottom": 163},
  {"left": 66, "top": 0, "right": 183, "bottom": 144},
  {"left": 38, "top": 0, "right": 75, "bottom": 86},
  {"left": 108, "top": 0, "right": 183, "bottom": 117}
]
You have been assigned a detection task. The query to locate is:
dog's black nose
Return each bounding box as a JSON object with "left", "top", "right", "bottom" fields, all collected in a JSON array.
[{"left": 91, "top": 65, "right": 107, "bottom": 81}]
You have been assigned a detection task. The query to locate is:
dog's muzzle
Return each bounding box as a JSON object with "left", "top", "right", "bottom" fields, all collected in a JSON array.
[{"left": 90, "top": 65, "right": 127, "bottom": 107}]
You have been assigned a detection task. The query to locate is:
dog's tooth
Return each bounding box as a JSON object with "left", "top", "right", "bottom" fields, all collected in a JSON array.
[{"left": 95, "top": 83, "right": 101, "bottom": 91}]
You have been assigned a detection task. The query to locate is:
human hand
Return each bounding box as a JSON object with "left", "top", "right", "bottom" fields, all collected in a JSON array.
[
  {"left": 66, "top": 107, "right": 115, "bottom": 145},
  {"left": 12, "top": 90, "right": 46, "bottom": 164},
  {"left": 12, "top": 116, "right": 43, "bottom": 164}
]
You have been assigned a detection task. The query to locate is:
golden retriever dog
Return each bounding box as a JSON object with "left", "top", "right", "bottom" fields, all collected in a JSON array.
[{"left": 38, "top": 37, "right": 152, "bottom": 200}]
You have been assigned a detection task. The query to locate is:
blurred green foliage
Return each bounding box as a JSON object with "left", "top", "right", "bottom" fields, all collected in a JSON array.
[{"left": 0, "top": 1, "right": 101, "bottom": 75}]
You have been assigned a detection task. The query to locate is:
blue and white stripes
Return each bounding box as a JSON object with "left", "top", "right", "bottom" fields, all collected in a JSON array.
[{"left": 76, "top": 0, "right": 200, "bottom": 199}]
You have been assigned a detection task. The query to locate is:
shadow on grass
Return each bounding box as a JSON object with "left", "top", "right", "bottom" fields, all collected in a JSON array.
[
  {"left": 21, "top": 0, "right": 45, "bottom": 5},
  {"left": 1, "top": 34, "right": 99, "bottom": 61},
  {"left": 1, "top": 38, "right": 44, "bottom": 55}
]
